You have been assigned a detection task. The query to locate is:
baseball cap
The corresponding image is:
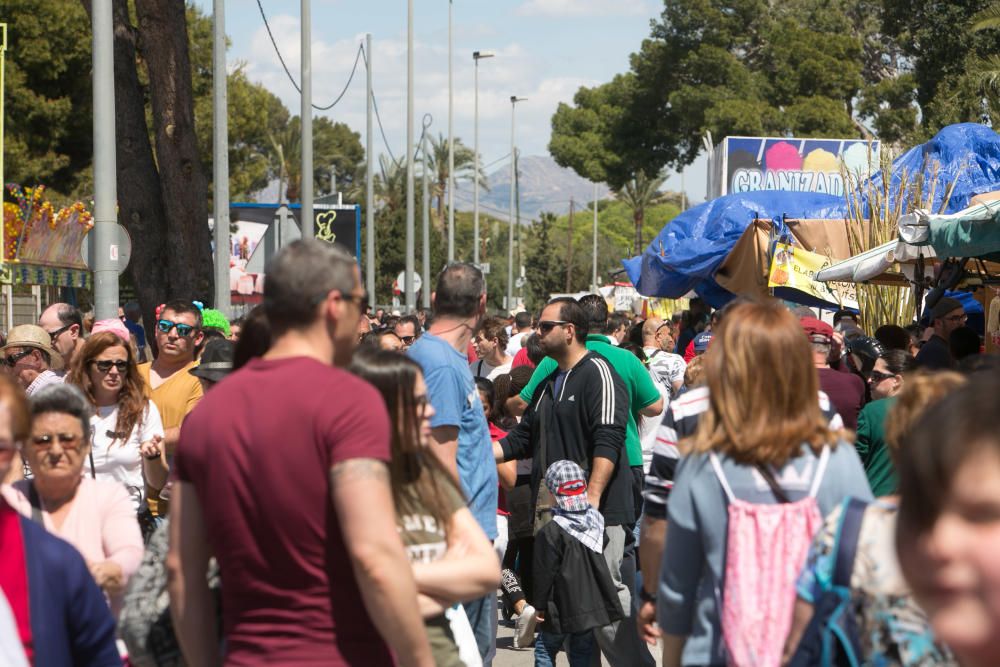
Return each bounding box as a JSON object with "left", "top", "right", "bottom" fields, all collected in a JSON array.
[
  {"left": 693, "top": 331, "right": 713, "bottom": 353},
  {"left": 929, "top": 296, "right": 964, "bottom": 321},
  {"left": 800, "top": 317, "right": 834, "bottom": 343}
]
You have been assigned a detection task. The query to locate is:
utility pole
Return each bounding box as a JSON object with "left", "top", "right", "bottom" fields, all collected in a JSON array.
[
  {"left": 405, "top": 0, "right": 415, "bottom": 311},
  {"left": 213, "top": 0, "right": 230, "bottom": 316},
  {"left": 566, "top": 198, "right": 574, "bottom": 292},
  {"left": 472, "top": 50, "right": 494, "bottom": 266},
  {"left": 507, "top": 96, "right": 526, "bottom": 312},
  {"left": 447, "top": 0, "right": 454, "bottom": 262},
  {"left": 591, "top": 181, "right": 599, "bottom": 291},
  {"left": 300, "top": 0, "right": 313, "bottom": 239},
  {"left": 91, "top": 0, "right": 118, "bottom": 319},
  {"left": 421, "top": 120, "right": 432, "bottom": 308},
  {"left": 365, "top": 33, "right": 375, "bottom": 301}
]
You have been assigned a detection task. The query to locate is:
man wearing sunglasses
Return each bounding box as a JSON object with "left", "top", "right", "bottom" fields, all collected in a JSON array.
[
  {"left": 38, "top": 303, "right": 86, "bottom": 369},
  {"left": 0, "top": 324, "right": 66, "bottom": 395},
  {"left": 915, "top": 296, "right": 967, "bottom": 370},
  {"left": 393, "top": 314, "right": 422, "bottom": 351},
  {"left": 137, "top": 300, "right": 205, "bottom": 503}
]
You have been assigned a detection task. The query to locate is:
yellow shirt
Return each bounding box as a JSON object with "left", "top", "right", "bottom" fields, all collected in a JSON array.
[{"left": 138, "top": 360, "right": 203, "bottom": 515}]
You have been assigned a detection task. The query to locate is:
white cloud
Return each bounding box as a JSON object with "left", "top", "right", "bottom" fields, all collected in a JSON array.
[
  {"left": 516, "top": 0, "right": 650, "bottom": 18},
  {"left": 239, "top": 15, "right": 598, "bottom": 167}
]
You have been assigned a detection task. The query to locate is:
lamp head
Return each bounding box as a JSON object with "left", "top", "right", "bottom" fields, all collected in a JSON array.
[{"left": 473, "top": 50, "right": 495, "bottom": 60}]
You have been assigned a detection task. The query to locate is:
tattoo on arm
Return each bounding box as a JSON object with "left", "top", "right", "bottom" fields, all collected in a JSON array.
[{"left": 329, "top": 457, "right": 390, "bottom": 485}]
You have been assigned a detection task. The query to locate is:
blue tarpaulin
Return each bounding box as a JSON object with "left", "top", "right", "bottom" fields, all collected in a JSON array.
[
  {"left": 624, "top": 123, "right": 1000, "bottom": 303},
  {"left": 622, "top": 191, "right": 847, "bottom": 302}
]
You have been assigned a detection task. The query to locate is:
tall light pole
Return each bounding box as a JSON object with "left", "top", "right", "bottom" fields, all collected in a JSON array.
[
  {"left": 405, "top": 0, "right": 415, "bottom": 311},
  {"left": 365, "top": 33, "right": 375, "bottom": 301},
  {"left": 300, "top": 0, "right": 313, "bottom": 238},
  {"left": 422, "top": 117, "right": 432, "bottom": 308},
  {"left": 472, "top": 50, "right": 493, "bottom": 267},
  {"left": 591, "top": 181, "right": 599, "bottom": 291},
  {"left": 213, "top": 0, "right": 230, "bottom": 316},
  {"left": 507, "top": 96, "right": 526, "bottom": 312},
  {"left": 91, "top": 0, "right": 118, "bottom": 319},
  {"left": 447, "top": 0, "right": 454, "bottom": 262}
]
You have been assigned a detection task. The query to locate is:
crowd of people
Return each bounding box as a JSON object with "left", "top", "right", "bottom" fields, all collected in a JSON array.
[{"left": 0, "top": 238, "right": 999, "bottom": 667}]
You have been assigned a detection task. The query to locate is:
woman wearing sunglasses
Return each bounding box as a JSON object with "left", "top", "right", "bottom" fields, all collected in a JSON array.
[
  {"left": 3, "top": 383, "right": 144, "bottom": 618},
  {"left": 67, "top": 327, "right": 167, "bottom": 527},
  {"left": 854, "top": 348, "right": 915, "bottom": 497},
  {"left": 350, "top": 348, "right": 500, "bottom": 666}
]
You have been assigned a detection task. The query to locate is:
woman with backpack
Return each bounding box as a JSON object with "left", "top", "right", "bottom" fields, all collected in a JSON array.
[{"left": 656, "top": 300, "right": 873, "bottom": 667}]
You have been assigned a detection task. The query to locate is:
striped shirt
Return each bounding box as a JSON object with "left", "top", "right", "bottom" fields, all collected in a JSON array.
[
  {"left": 26, "top": 369, "right": 65, "bottom": 396},
  {"left": 642, "top": 386, "right": 844, "bottom": 520}
]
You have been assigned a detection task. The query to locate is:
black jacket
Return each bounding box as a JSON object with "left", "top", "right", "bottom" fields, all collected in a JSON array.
[
  {"left": 499, "top": 351, "right": 632, "bottom": 526},
  {"left": 532, "top": 521, "right": 624, "bottom": 634}
]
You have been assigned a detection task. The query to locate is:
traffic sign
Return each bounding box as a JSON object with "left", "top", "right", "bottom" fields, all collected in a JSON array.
[
  {"left": 395, "top": 271, "right": 422, "bottom": 295},
  {"left": 81, "top": 224, "right": 133, "bottom": 275}
]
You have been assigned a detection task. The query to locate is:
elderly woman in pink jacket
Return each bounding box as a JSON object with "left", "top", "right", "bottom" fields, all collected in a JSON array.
[{"left": 3, "top": 383, "right": 143, "bottom": 618}]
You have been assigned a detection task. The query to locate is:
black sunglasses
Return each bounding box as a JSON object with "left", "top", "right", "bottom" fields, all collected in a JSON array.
[
  {"left": 47, "top": 324, "right": 72, "bottom": 343},
  {"left": 399, "top": 335, "right": 416, "bottom": 345},
  {"left": 538, "top": 320, "right": 569, "bottom": 334},
  {"left": 92, "top": 360, "right": 129, "bottom": 374},
  {"left": 3, "top": 349, "right": 33, "bottom": 368},
  {"left": 868, "top": 370, "right": 897, "bottom": 383}
]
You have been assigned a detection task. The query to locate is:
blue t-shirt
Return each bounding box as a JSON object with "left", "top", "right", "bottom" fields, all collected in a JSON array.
[{"left": 407, "top": 333, "right": 498, "bottom": 539}]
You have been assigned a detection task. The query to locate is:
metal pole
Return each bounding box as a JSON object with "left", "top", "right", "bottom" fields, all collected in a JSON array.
[
  {"left": 212, "top": 0, "right": 230, "bottom": 316},
  {"left": 473, "top": 56, "right": 480, "bottom": 266},
  {"left": 507, "top": 97, "right": 518, "bottom": 312},
  {"left": 592, "top": 181, "right": 598, "bottom": 290},
  {"left": 300, "top": 0, "right": 313, "bottom": 238},
  {"left": 365, "top": 33, "right": 375, "bottom": 301},
  {"left": 422, "top": 124, "right": 431, "bottom": 308},
  {"left": 92, "top": 0, "right": 118, "bottom": 320},
  {"left": 405, "top": 0, "right": 415, "bottom": 311},
  {"left": 447, "top": 0, "right": 454, "bottom": 263}
]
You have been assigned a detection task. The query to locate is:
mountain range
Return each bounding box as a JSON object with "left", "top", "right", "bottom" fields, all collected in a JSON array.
[{"left": 454, "top": 154, "right": 611, "bottom": 222}]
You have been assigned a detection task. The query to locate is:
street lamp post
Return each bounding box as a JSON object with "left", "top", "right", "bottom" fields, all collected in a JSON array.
[
  {"left": 472, "top": 50, "right": 493, "bottom": 267},
  {"left": 405, "top": 0, "right": 415, "bottom": 311},
  {"left": 447, "top": 0, "right": 454, "bottom": 263},
  {"left": 301, "top": 0, "right": 313, "bottom": 239},
  {"left": 507, "top": 96, "right": 526, "bottom": 312}
]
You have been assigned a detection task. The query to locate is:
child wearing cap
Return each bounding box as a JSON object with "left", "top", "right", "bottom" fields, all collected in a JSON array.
[{"left": 531, "top": 460, "right": 623, "bottom": 666}]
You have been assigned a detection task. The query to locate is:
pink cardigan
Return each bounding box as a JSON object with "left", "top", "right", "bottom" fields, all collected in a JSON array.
[{"left": 2, "top": 476, "right": 144, "bottom": 616}]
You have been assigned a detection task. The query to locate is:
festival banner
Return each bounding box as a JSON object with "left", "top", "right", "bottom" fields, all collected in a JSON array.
[
  {"left": 768, "top": 242, "right": 858, "bottom": 310},
  {"left": 709, "top": 137, "right": 880, "bottom": 200}
]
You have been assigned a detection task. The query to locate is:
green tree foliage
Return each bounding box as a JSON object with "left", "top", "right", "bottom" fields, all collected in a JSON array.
[
  {"left": 522, "top": 213, "right": 563, "bottom": 311},
  {"left": 4, "top": 0, "right": 94, "bottom": 201}
]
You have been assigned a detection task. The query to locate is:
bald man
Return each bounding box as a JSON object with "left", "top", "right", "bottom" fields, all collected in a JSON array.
[
  {"left": 39, "top": 303, "right": 86, "bottom": 369},
  {"left": 641, "top": 317, "right": 686, "bottom": 396}
]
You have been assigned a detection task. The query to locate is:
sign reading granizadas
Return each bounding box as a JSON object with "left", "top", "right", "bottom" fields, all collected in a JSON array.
[{"left": 708, "top": 136, "right": 880, "bottom": 200}]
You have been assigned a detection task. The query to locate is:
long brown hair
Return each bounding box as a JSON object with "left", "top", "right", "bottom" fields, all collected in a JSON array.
[
  {"left": 348, "top": 347, "right": 461, "bottom": 531},
  {"left": 690, "top": 299, "right": 838, "bottom": 467},
  {"left": 68, "top": 332, "right": 149, "bottom": 447}
]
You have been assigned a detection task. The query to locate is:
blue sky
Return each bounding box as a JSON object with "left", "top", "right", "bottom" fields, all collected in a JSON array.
[{"left": 192, "top": 0, "right": 707, "bottom": 202}]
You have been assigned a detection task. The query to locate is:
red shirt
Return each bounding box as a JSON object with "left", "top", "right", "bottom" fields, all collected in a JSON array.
[
  {"left": 0, "top": 501, "right": 32, "bottom": 663},
  {"left": 174, "top": 357, "right": 393, "bottom": 665}
]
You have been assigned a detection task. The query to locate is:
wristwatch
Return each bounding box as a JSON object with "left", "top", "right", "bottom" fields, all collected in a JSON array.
[{"left": 638, "top": 586, "right": 657, "bottom": 604}]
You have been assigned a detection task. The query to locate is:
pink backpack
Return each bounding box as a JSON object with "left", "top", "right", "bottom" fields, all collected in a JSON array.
[{"left": 708, "top": 447, "right": 830, "bottom": 667}]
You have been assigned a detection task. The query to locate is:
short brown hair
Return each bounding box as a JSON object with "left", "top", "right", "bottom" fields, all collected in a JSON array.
[
  {"left": 884, "top": 370, "right": 966, "bottom": 463},
  {"left": 683, "top": 355, "right": 705, "bottom": 388},
  {"left": 0, "top": 374, "right": 30, "bottom": 443},
  {"left": 690, "top": 299, "right": 839, "bottom": 467},
  {"left": 479, "top": 317, "right": 509, "bottom": 350}
]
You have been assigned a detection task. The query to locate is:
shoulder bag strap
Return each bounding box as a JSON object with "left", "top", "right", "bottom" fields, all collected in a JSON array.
[
  {"left": 26, "top": 483, "right": 44, "bottom": 526},
  {"left": 754, "top": 463, "right": 792, "bottom": 503},
  {"left": 833, "top": 497, "right": 868, "bottom": 587}
]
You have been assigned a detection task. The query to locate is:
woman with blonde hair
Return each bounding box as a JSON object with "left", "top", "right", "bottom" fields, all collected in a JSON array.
[{"left": 656, "top": 299, "right": 871, "bottom": 667}]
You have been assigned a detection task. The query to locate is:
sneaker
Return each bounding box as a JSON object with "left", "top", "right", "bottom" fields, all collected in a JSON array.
[{"left": 513, "top": 604, "right": 538, "bottom": 649}]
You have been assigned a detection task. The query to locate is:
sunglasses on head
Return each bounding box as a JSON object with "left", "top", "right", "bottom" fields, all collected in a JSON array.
[
  {"left": 157, "top": 319, "right": 196, "bottom": 337},
  {"left": 92, "top": 359, "right": 129, "bottom": 374},
  {"left": 538, "top": 320, "right": 568, "bottom": 334},
  {"left": 3, "top": 349, "right": 33, "bottom": 368}
]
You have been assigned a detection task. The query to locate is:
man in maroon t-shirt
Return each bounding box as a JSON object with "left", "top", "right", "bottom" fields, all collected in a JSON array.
[
  {"left": 168, "top": 240, "right": 433, "bottom": 666},
  {"left": 801, "top": 317, "right": 866, "bottom": 431}
]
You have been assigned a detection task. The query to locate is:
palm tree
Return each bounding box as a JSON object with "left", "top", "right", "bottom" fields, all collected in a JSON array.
[
  {"left": 419, "top": 134, "right": 487, "bottom": 230},
  {"left": 267, "top": 124, "right": 300, "bottom": 204},
  {"left": 374, "top": 155, "right": 407, "bottom": 214},
  {"left": 970, "top": 3, "right": 1000, "bottom": 113},
  {"left": 616, "top": 170, "right": 670, "bottom": 255}
]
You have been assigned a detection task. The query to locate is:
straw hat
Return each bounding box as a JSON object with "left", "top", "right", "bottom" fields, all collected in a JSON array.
[{"left": 0, "top": 325, "right": 65, "bottom": 370}]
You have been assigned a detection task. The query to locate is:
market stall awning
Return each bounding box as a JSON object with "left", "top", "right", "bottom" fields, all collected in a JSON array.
[
  {"left": 897, "top": 200, "right": 1000, "bottom": 260},
  {"left": 814, "top": 240, "right": 932, "bottom": 285}
]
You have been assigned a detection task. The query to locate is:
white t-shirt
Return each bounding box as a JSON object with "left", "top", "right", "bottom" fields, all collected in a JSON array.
[
  {"left": 506, "top": 331, "right": 530, "bottom": 357},
  {"left": 89, "top": 401, "right": 165, "bottom": 513},
  {"left": 470, "top": 359, "right": 513, "bottom": 381}
]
